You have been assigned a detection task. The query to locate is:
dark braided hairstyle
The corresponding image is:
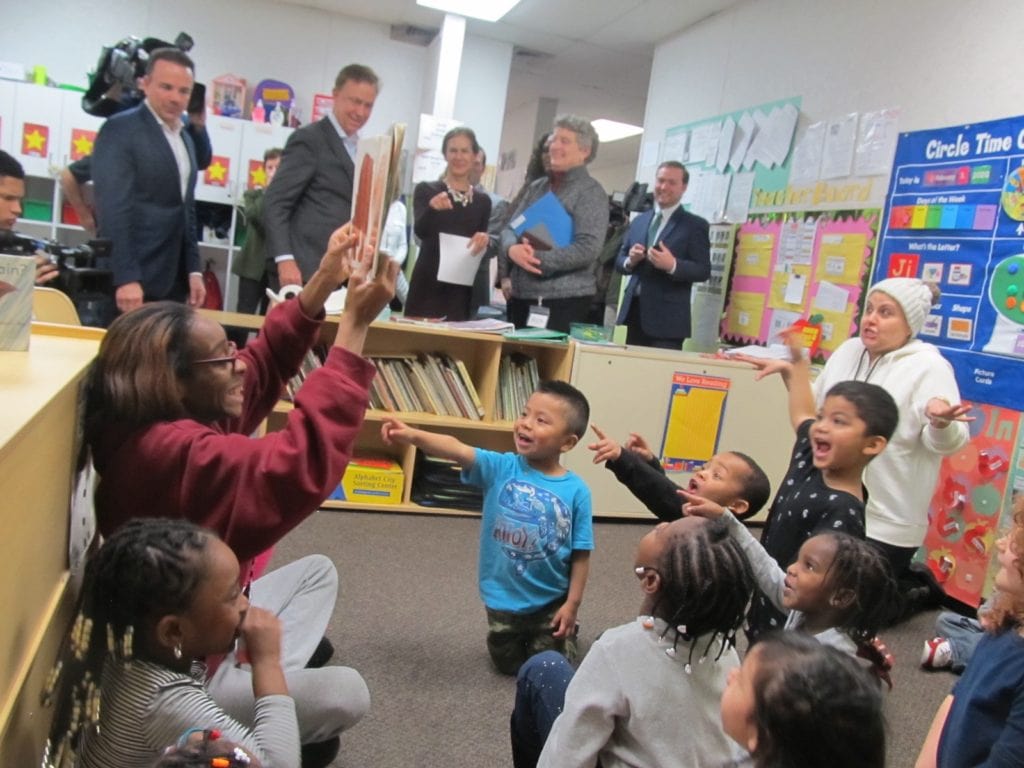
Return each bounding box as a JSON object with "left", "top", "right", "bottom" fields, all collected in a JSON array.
[
  {"left": 649, "top": 517, "right": 754, "bottom": 668},
  {"left": 749, "top": 631, "right": 886, "bottom": 768},
  {"left": 41, "top": 519, "right": 213, "bottom": 767},
  {"left": 814, "top": 532, "right": 897, "bottom": 686}
]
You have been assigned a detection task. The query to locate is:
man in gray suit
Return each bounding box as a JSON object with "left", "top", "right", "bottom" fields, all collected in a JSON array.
[{"left": 264, "top": 63, "right": 379, "bottom": 287}]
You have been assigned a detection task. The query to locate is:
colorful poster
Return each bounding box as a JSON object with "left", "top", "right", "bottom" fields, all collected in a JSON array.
[
  {"left": 659, "top": 373, "right": 730, "bottom": 472},
  {"left": 722, "top": 209, "right": 879, "bottom": 359},
  {"left": 921, "top": 404, "right": 1021, "bottom": 607},
  {"left": 874, "top": 116, "right": 1024, "bottom": 409}
]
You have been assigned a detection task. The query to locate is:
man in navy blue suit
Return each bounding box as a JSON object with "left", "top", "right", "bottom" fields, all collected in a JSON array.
[
  {"left": 93, "top": 48, "right": 205, "bottom": 313},
  {"left": 615, "top": 161, "right": 710, "bottom": 349}
]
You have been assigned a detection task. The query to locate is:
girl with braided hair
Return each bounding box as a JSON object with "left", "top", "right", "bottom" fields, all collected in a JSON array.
[
  {"left": 510, "top": 516, "right": 754, "bottom": 768},
  {"left": 44, "top": 518, "right": 298, "bottom": 768},
  {"left": 685, "top": 492, "right": 897, "bottom": 683}
]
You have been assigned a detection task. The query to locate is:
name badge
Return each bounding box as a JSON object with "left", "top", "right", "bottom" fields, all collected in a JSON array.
[{"left": 526, "top": 304, "right": 550, "bottom": 329}]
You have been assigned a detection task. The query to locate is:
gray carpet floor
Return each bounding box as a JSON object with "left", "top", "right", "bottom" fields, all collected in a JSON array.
[{"left": 270, "top": 510, "right": 958, "bottom": 768}]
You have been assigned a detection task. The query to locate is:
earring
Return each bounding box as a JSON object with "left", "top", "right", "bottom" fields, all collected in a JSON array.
[{"left": 173, "top": 643, "right": 183, "bottom": 660}]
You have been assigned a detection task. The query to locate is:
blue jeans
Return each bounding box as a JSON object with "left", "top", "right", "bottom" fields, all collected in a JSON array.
[
  {"left": 935, "top": 611, "right": 984, "bottom": 674},
  {"left": 510, "top": 651, "right": 576, "bottom": 768}
]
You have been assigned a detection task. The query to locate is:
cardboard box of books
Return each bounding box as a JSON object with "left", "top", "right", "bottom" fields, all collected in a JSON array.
[
  {"left": 0, "top": 254, "right": 34, "bottom": 350},
  {"left": 330, "top": 455, "right": 404, "bottom": 505}
]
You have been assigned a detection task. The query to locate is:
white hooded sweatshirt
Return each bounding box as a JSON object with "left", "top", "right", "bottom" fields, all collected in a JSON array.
[{"left": 812, "top": 338, "right": 969, "bottom": 548}]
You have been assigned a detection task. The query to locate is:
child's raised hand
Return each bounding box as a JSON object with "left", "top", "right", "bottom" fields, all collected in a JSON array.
[
  {"left": 380, "top": 416, "right": 414, "bottom": 445},
  {"left": 925, "top": 398, "right": 974, "bottom": 429},
  {"left": 238, "top": 606, "right": 283, "bottom": 667},
  {"left": 677, "top": 488, "right": 728, "bottom": 519},
  {"left": 623, "top": 432, "right": 655, "bottom": 462},
  {"left": 731, "top": 355, "right": 794, "bottom": 382},
  {"left": 587, "top": 424, "right": 622, "bottom": 464},
  {"left": 550, "top": 603, "right": 579, "bottom": 639}
]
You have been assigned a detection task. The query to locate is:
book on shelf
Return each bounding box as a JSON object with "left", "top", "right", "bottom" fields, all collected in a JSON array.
[
  {"left": 496, "top": 352, "right": 540, "bottom": 420},
  {"left": 410, "top": 454, "right": 482, "bottom": 512},
  {"left": 422, "top": 354, "right": 461, "bottom": 417}
]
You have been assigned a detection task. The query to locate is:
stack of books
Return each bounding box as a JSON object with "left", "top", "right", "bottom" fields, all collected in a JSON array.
[
  {"left": 410, "top": 453, "right": 483, "bottom": 511},
  {"left": 496, "top": 353, "right": 540, "bottom": 421},
  {"left": 367, "top": 353, "right": 484, "bottom": 420}
]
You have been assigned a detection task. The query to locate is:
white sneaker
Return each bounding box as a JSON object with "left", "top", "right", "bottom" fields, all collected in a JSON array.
[{"left": 921, "top": 637, "right": 953, "bottom": 669}]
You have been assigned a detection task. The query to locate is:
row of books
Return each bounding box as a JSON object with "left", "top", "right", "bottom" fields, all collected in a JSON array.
[
  {"left": 284, "top": 347, "right": 327, "bottom": 402},
  {"left": 495, "top": 353, "right": 541, "bottom": 421},
  {"left": 368, "top": 353, "right": 484, "bottom": 420}
]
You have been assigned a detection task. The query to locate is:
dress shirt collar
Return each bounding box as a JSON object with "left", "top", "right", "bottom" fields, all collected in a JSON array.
[
  {"left": 327, "top": 111, "right": 358, "bottom": 159},
  {"left": 144, "top": 100, "right": 183, "bottom": 134}
]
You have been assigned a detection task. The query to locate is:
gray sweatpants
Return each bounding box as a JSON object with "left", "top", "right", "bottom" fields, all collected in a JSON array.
[{"left": 207, "top": 554, "right": 370, "bottom": 743}]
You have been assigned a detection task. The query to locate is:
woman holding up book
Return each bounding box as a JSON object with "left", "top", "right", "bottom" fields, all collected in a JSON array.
[
  {"left": 405, "top": 126, "right": 492, "bottom": 321},
  {"left": 84, "top": 224, "right": 397, "bottom": 764}
]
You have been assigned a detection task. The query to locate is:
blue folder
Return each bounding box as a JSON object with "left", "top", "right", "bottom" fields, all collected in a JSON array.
[{"left": 510, "top": 191, "right": 574, "bottom": 250}]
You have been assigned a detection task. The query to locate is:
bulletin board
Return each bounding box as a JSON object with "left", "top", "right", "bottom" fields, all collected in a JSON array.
[
  {"left": 874, "top": 113, "right": 1024, "bottom": 411},
  {"left": 875, "top": 114, "right": 1024, "bottom": 606},
  {"left": 721, "top": 209, "right": 879, "bottom": 360}
]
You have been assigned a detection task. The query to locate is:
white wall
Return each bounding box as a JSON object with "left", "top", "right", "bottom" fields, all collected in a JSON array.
[
  {"left": 453, "top": 34, "right": 513, "bottom": 167},
  {"left": 641, "top": 0, "right": 1024, "bottom": 184}
]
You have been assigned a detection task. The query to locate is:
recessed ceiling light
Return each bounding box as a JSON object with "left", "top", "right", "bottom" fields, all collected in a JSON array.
[
  {"left": 416, "top": 0, "right": 522, "bottom": 22},
  {"left": 592, "top": 119, "right": 644, "bottom": 143}
]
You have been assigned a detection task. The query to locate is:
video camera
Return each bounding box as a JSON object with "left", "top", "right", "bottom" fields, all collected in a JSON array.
[
  {"left": 0, "top": 229, "right": 115, "bottom": 326},
  {"left": 82, "top": 32, "right": 196, "bottom": 117}
]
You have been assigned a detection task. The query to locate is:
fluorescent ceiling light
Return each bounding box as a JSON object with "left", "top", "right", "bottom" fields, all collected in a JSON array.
[
  {"left": 416, "top": 0, "right": 522, "bottom": 22},
  {"left": 592, "top": 119, "right": 644, "bottom": 143}
]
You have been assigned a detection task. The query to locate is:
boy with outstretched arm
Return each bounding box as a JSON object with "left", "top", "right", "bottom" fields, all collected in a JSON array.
[
  {"left": 588, "top": 426, "right": 771, "bottom": 522},
  {"left": 382, "top": 380, "right": 593, "bottom": 675},
  {"left": 681, "top": 336, "right": 899, "bottom": 641}
]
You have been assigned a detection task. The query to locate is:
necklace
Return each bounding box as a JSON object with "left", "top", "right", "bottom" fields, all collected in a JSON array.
[
  {"left": 445, "top": 180, "right": 473, "bottom": 207},
  {"left": 852, "top": 348, "right": 883, "bottom": 382}
]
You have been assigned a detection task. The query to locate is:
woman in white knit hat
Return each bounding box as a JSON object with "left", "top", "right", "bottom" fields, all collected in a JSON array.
[{"left": 740, "top": 277, "right": 971, "bottom": 623}]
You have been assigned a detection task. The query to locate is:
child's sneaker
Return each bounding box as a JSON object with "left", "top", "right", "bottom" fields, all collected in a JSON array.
[{"left": 921, "top": 637, "right": 953, "bottom": 669}]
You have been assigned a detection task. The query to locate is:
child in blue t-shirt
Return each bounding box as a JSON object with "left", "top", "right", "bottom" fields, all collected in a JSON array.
[{"left": 382, "top": 380, "right": 593, "bottom": 675}]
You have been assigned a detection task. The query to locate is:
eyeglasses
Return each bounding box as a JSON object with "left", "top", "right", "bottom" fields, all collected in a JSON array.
[{"left": 191, "top": 340, "right": 240, "bottom": 372}]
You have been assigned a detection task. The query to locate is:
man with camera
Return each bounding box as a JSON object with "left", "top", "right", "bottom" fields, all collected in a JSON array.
[
  {"left": 0, "top": 150, "right": 59, "bottom": 286},
  {"left": 92, "top": 47, "right": 205, "bottom": 313}
]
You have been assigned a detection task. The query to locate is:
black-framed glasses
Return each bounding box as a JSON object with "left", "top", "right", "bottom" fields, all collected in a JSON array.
[{"left": 191, "top": 340, "right": 240, "bottom": 372}]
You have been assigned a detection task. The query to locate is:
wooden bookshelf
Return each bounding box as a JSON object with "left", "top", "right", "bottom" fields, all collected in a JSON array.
[{"left": 203, "top": 310, "right": 575, "bottom": 516}]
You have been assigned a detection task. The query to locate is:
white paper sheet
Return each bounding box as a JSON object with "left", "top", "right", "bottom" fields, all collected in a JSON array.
[
  {"left": 813, "top": 280, "right": 851, "bottom": 313},
  {"left": 437, "top": 233, "right": 483, "bottom": 286},
  {"left": 854, "top": 108, "right": 900, "bottom": 176},
  {"left": 732, "top": 112, "right": 757, "bottom": 170},
  {"left": 717, "top": 117, "right": 736, "bottom": 173},
  {"left": 662, "top": 131, "right": 689, "bottom": 163},
  {"left": 789, "top": 121, "right": 826, "bottom": 184},
  {"left": 725, "top": 172, "right": 755, "bottom": 223},
  {"left": 820, "top": 112, "right": 858, "bottom": 179}
]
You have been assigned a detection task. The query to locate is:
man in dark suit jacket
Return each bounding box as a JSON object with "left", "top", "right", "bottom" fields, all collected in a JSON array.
[
  {"left": 615, "top": 161, "right": 710, "bottom": 349},
  {"left": 93, "top": 48, "right": 205, "bottom": 313},
  {"left": 264, "top": 63, "right": 379, "bottom": 286}
]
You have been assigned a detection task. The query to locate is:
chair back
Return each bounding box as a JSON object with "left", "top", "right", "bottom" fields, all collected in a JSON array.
[{"left": 32, "top": 287, "right": 81, "bottom": 325}]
